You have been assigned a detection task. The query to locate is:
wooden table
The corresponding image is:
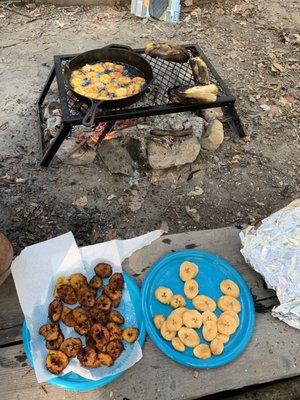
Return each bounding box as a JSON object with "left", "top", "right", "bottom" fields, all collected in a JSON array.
[{"left": 1, "top": 227, "right": 299, "bottom": 399}]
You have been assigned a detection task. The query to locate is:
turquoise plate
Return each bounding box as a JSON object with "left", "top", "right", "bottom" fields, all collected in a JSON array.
[
  {"left": 22, "top": 273, "right": 145, "bottom": 391},
  {"left": 141, "top": 249, "right": 255, "bottom": 368}
]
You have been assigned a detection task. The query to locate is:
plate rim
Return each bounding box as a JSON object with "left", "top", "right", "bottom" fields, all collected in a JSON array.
[
  {"left": 141, "top": 249, "right": 255, "bottom": 368},
  {"left": 22, "top": 272, "right": 145, "bottom": 391}
]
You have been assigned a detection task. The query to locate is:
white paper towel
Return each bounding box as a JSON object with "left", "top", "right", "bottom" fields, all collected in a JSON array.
[{"left": 11, "top": 230, "right": 163, "bottom": 383}]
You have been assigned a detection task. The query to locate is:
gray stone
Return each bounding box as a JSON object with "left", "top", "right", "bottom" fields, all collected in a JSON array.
[
  {"left": 98, "top": 139, "right": 134, "bottom": 176},
  {"left": 148, "top": 137, "right": 201, "bottom": 170},
  {"left": 201, "top": 120, "right": 224, "bottom": 151},
  {"left": 201, "top": 107, "right": 224, "bottom": 122}
]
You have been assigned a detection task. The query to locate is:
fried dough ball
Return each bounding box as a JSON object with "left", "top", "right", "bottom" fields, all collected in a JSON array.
[
  {"left": 106, "top": 340, "right": 124, "bottom": 360},
  {"left": 107, "top": 322, "right": 123, "bottom": 341},
  {"left": 60, "top": 338, "right": 82, "bottom": 358},
  {"left": 39, "top": 323, "right": 60, "bottom": 341},
  {"left": 74, "top": 320, "right": 91, "bottom": 336},
  {"left": 48, "top": 299, "right": 63, "bottom": 322},
  {"left": 89, "top": 305, "right": 107, "bottom": 325},
  {"left": 108, "top": 273, "right": 124, "bottom": 291},
  {"left": 61, "top": 306, "right": 76, "bottom": 327},
  {"left": 97, "top": 352, "right": 114, "bottom": 367},
  {"left": 77, "top": 346, "right": 97, "bottom": 368},
  {"left": 57, "top": 284, "right": 77, "bottom": 304},
  {"left": 122, "top": 327, "right": 139, "bottom": 343},
  {"left": 46, "top": 350, "right": 69, "bottom": 375},
  {"left": 72, "top": 306, "right": 89, "bottom": 324},
  {"left": 107, "top": 310, "right": 124, "bottom": 325},
  {"left": 46, "top": 332, "right": 64, "bottom": 350},
  {"left": 77, "top": 287, "right": 96, "bottom": 307},
  {"left": 89, "top": 275, "right": 103, "bottom": 290},
  {"left": 69, "top": 273, "right": 88, "bottom": 292},
  {"left": 94, "top": 263, "right": 112, "bottom": 278},
  {"left": 91, "top": 323, "right": 110, "bottom": 348},
  {"left": 95, "top": 295, "right": 112, "bottom": 313}
]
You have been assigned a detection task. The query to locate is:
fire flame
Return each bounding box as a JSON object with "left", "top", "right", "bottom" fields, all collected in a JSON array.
[{"left": 89, "top": 122, "right": 116, "bottom": 144}]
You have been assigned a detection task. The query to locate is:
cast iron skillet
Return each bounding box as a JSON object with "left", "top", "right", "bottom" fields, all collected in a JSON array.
[{"left": 64, "top": 44, "right": 153, "bottom": 127}]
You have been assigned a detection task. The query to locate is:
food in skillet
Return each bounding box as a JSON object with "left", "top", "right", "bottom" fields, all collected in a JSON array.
[
  {"left": 153, "top": 262, "right": 242, "bottom": 359},
  {"left": 70, "top": 62, "right": 146, "bottom": 100},
  {"left": 39, "top": 267, "right": 139, "bottom": 375}
]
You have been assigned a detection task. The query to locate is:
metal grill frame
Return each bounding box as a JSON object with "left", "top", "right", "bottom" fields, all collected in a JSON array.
[{"left": 37, "top": 43, "right": 245, "bottom": 167}]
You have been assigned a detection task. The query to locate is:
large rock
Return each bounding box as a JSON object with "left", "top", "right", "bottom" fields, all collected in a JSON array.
[
  {"left": 200, "top": 120, "right": 224, "bottom": 151},
  {"left": 148, "top": 137, "right": 201, "bottom": 170}
]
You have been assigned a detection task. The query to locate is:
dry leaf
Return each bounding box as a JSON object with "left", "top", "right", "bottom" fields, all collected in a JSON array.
[
  {"left": 271, "top": 62, "right": 285, "bottom": 73},
  {"left": 279, "top": 95, "right": 295, "bottom": 107},
  {"left": 267, "top": 105, "right": 282, "bottom": 118}
]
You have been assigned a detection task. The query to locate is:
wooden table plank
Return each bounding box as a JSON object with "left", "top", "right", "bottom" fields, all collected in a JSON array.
[{"left": 0, "top": 313, "right": 299, "bottom": 400}]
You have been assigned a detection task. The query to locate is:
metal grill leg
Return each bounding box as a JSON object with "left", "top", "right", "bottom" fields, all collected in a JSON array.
[
  {"left": 225, "top": 104, "right": 246, "bottom": 138},
  {"left": 40, "top": 123, "right": 72, "bottom": 167}
]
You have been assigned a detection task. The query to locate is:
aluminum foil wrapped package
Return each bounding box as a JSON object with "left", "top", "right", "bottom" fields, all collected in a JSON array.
[{"left": 240, "top": 199, "right": 300, "bottom": 329}]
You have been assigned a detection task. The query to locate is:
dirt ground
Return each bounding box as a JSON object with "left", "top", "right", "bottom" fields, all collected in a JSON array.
[{"left": 0, "top": 1, "right": 299, "bottom": 397}]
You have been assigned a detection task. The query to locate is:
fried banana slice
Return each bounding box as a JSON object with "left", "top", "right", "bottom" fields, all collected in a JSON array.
[
  {"left": 60, "top": 337, "right": 82, "bottom": 358},
  {"left": 69, "top": 273, "right": 88, "bottom": 291},
  {"left": 153, "top": 314, "right": 165, "bottom": 330},
  {"left": 172, "top": 337, "right": 185, "bottom": 352},
  {"left": 72, "top": 306, "right": 89, "bottom": 324},
  {"left": 202, "top": 320, "right": 218, "bottom": 342},
  {"left": 166, "top": 312, "right": 183, "bottom": 332},
  {"left": 160, "top": 321, "right": 176, "bottom": 341},
  {"left": 107, "top": 322, "right": 123, "bottom": 341},
  {"left": 39, "top": 322, "right": 60, "bottom": 341},
  {"left": 90, "top": 305, "right": 107, "bottom": 324},
  {"left": 103, "top": 286, "right": 122, "bottom": 302},
  {"left": 155, "top": 286, "right": 173, "bottom": 304},
  {"left": 97, "top": 352, "right": 113, "bottom": 367},
  {"left": 178, "top": 327, "right": 200, "bottom": 348},
  {"left": 53, "top": 276, "right": 69, "bottom": 298},
  {"left": 61, "top": 306, "right": 76, "bottom": 327},
  {"left": 108, "top": 273, "right": 124, "bottom": 291},
  {"left": 74, "top": 320, "right": 91, "bottom": 336},
  {"left": 46, "top": 350, "right": 69, "bottom": 375},
  {"left": 46, "top": 332, "right": 64, "bottom": 350},
  {"left": 48, "top": 299, "right": 63, "bottom": 322},
  {"left": 220, "top": 279, "right": 240, "bottom": 298},
  {"left": 193, "top": 295, "right": 216, "bottom": 312},
  {"left": 217, "top": 295, "right": 241, "bottom": 313},
  {"left": 96, "top": 294, "right": 112, "bottom": 313},
  {"left": 111, "top": 297, "right": 121, "bottom": 308},
  {"left": 184, "top": 279, "right": 199, "bottom": 299},
  {"left": 170, "top": 294, "right": 186, "bottom": 308},
  {"left": 106, "top": 339, "right": 124, "bottom": 360},
  {"left": 217, "top": 312, "right": 238, "bottom": 335},
  {"left": 89, "top": 275, "right": 103, "bottom": 290},
  {"left": 107, "top": 310, "right": 124, "bottom": 325},
  {"left": 210, "top": 338, "right": 224, "bottom": 355},
  {"left": 91, "top": 323, "right": 110, "bottom": 348},
  {"left": 57, "top": 284, "right": 77, "bottom": 305},
  {"left": 193, "top": 344, "right": 211, "bottom": 359},
  {"left": 77, "top": 346, "right": 97, "bottom": 368},
  {"left": 182, "top": 310, "right": 203, "bottom": 329},
  {"left": 77, "top": 287, "right": 96, "bottom": 307},
  {"left": 202, "top": 310, "right": 217, "bottom": 324},
  {"left": 122, "top": 327, "right": 139, "bottom": 343},
  {"left": 94, "top": 262, "right": 112, "bottom": 278},
  {"left": 179, "top": 261, "right": 199, "bottom": 281}
]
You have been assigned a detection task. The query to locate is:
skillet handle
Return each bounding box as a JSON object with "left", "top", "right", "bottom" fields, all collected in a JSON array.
[
  {"left": 82, "top": 101, "right": 102, "bottom": 127},
  {"left": 102, "top": 44, "right": 133, "bottom": 51}
]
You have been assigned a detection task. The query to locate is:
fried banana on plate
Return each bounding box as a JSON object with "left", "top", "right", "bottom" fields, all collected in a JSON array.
[
  {"left": 108, "top": 272, "right": 124, "bottom": 291},
  {"left": 94, "top": 262, "right": 112, "bottom": 278},
  {"left": 39, "top": 322, "right": 60, "bottom": 341},
  {"left": 90, "top": 323, "right": 110, "bottom": 348},
  {"left": 107, "top": 310, "right": 124, "bottom": 325},
  {"left": 106, "top": 339, "right": 124, "bottom": 360},
  {"left": 69, "top": 273, "right": 88, "bottom": 291},
  {"left": 89, "top": 275, "right": 103, "bottom": 290},
  {"left": 74, "top": 320, "right": 91, "bottom": 336},
  {"left": 77, "top": 346, "right": 97, "bottom": 368},
  {"left": 107, "top": 322, "right": 123, "bottom": 341},
  {"left": 77, "top": 287, "right": 96, "bottom": 307},
  {"left": 95, "top": 294, "right": 112, "bottom": 313},
  {"left": 72, "top": 306, "right": 89, "bottom": 324},
  {"left": 46, "top": 332, "right": 64, "bottom": 350},
  {"left": 122, "top": 327, "right": 139, "bottom": 344},
  {"left": 61, "top": 306, "right": 76, "bottom": 327},
  {"left": 46, "top": 350, "right": 69, "bottom": 375},
  {"left": 57, "top": 284, "right": 77, "bottom": 304},
  {"left": 89, "top": 305, "right": 107, "bottom": 325},
  {"left": 48, "top": 299, "right": 63, "bottom": 322},
  {"left": 60, "top": 337, "right": 82, "bottom": 358}
]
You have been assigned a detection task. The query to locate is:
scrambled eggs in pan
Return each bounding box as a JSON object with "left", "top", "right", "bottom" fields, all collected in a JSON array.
[{"left": 70, "top": 62, "right": 146, "bottom": 100}]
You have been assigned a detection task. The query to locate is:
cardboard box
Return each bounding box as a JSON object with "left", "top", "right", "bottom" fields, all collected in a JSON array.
[{"left": 131, "top": 0, "right": 180, "bottom": 23}]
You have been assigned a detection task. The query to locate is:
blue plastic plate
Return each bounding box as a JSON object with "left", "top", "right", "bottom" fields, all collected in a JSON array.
[
  {"left": 141, "top": 249, "right": 255, "bottom": 368},
  {"left": 23, "top": 273, "right": 146, "bottom": 391}
]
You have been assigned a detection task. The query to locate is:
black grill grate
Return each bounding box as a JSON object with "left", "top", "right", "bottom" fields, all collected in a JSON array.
[{"left": 54, "top": 45, "right": 232, "bottom": 123}]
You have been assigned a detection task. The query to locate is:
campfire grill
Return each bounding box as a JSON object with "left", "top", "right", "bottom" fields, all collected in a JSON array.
[{"left": 37, "top": 43, "right": 245, "bottom": 167}]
